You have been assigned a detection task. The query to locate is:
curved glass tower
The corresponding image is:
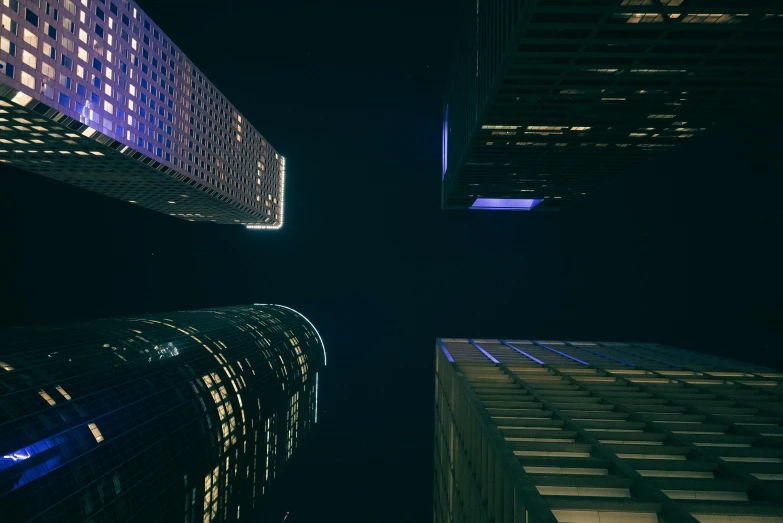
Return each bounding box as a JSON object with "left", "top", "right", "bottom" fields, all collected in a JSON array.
[{"left": 0, "top": 304, "right": 325, "bottom": 522}]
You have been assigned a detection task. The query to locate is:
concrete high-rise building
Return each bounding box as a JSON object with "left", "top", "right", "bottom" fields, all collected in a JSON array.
[
  {"left": 434, "top": 338, "right": 783, "bottom": 523},
  {"left": 0, "top": 304, "right": 326, "bottom": 522},
  {"left": 0, "top": 0, "right": 283, "bottom": 228},
  {"left": 442, "top": 1, "right": 783, "bottom": 211}
]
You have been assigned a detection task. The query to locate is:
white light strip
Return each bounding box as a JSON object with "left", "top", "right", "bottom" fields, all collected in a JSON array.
[
  {"left": 246, "top": 155, "right": 285, "bottom": 230},
  {"left": 253, "top": 303, "right": 326, "bottom": 366}
]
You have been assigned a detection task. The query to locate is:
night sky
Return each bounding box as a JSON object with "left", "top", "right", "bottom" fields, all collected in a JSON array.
[{"left": 2, "top": 1, "right": 783, "bottom": 522}]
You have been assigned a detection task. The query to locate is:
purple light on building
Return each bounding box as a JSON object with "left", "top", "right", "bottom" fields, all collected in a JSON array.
[
  {"left": 470, "top": 198, "right": 544, "bottom": 210},
  {"left": 442, "top": 106, "right": 449, "bottom": 180}
]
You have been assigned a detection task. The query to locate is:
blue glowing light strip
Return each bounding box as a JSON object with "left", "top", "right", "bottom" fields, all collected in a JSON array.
[
  {"left": 535, "top": 342, "right": 589, "bottom": 366},
  {"left": 442, "top": 105, "right": 448, "bottom": 179},
  {"left": 500, "top": 340, "right": 545, "bottom": 365},
  {"left": 469, "top": 340, "right": 500, "bottom": 364},
  {"left": 565, "top": 342, "right": 635, "bottom": 367},
  {"left": 438, "top": 339, "right": 455, "bottom": 362}
]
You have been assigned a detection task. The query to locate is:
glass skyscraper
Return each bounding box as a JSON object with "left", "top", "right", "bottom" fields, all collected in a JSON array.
[
  {"left": 0, "top": 304, "right": 325, "bottom": 522},
  {"left": 442, "top": 1, "right": 783, "bottom": 211},
  {"left": 434, "top": 339, "right": 783, "bottom": 523},
  {"left": 0, "top": 0, "right": 283, "bottom": 228}
]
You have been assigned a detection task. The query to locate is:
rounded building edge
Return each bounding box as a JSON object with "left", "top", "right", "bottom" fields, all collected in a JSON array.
[{"left": 253, "top": 304, "right": 326, "bottom": 367}]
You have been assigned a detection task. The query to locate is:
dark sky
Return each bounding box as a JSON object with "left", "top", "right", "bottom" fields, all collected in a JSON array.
[{"left": 2, "top": 1, "right": 783, "bottom": 521}]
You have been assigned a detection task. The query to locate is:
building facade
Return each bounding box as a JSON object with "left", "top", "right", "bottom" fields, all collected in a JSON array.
[
  {"left": 442, "top": 1, "right": 783, "bottom": 211},
  {"left": 434, "top": 338, "right": 783, "bottom": 523},
  {"left": 0, "top": 0, "right": 283, "bottom": 228},
  {"left": 0, "top": 304, "right": 326, "bottom": 522}
]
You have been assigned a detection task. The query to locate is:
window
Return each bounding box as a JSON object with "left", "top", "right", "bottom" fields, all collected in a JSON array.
[
  {"left": 43, "top": 42, "right": 55, "bottom": 59},
  {"left": 22, "top": 50, "right": 36, "bottom": 68},
  {"left": 0, "top": 36, "right": 14, "bottom": 56},
  {"left": 23, "top": 28, "right": 38, "bottom": 47},
  {"left": 92, "top": 57, "right": 101, "bottom": 72},
  {"left": 61, "top": 54, "right": 72, "bottom": 69},
  {"left": 88, "top": 423, "right": 104, "bottom": 443},
  {"left": 78, "top": 28, "right": 87, "bottom": 43},
  {"left": 62, "top": 36, "right": 74, "bottom": 51},
  {"left": 42, "top": 62, "right": 55, "bottom": 79},
  {"left": 2, "top": 12, "right": 17, "bottom": 34},
  {"left": 95, "top": 24, "right": 103, "bottom": 38},
  {"left": 45, "top": 21, "right": 56, "bottom": 39},
  {"left": 25, "top": 8, "right": 39, "bottom": 27},
  {"left": 76, "top": 83, "right": 86, "bottom": 97},
  {"left": 77, "top": 47, "right": 87, "bottom": 62},
  {"left": 55, "top": 385, "right": 71, "bottom": 400},
  {"left": 38, "top": 390, "right": 56, "bottom": 405}
]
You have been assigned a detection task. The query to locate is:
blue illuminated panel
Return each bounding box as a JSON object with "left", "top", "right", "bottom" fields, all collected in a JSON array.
[
  {"left": 470, "top": 198, "right": 544, "bottom": 211},
  {"left": 442, "top": 105, "right": 449, "bottom": 180},
  {"left": 469, "top": 340, "right": 500, "bottom": 364},
  {"left": 501, "top": 340, "right": 545, "bottom": 365}
]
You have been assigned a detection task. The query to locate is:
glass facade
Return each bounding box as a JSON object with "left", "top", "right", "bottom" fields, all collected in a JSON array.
[
  {"left": 0, "top": 304, "right": 326, "bottom": 522},
  {"left": 442, "top": 0, "right": 783, "bottom": 211},
  {"left": 0, "top": 0, "right": 283, "bottom": 228},
  {"left": 434, "top": 338, "right": 783, "bottom": 523}
]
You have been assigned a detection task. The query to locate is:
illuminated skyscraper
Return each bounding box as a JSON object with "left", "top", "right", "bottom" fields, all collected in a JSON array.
[
  {"left": 442, "top": 1, "right": 783, "bottom": 211},
  {"left": 0, "top": 304, "right": 325, "bottom": 522},
  {"left": 0, "top": 0, "right": 283, "bottom": 228},
  {"left": 434, "top": 339, "right": 783, "bottom": 523}
]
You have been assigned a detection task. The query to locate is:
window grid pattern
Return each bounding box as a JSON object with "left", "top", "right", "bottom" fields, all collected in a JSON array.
[
  {"left": 434, "top": 338, "right": 783, "bottom": 523},
  {"left": 442, "top": 0, "right": 783, "bottom": 210},
  {"left": 0, "top": 304, "right": 325, "bottom": 522},
  {"left": 0, "top": 0, "right": 283, "bottom": 227}
]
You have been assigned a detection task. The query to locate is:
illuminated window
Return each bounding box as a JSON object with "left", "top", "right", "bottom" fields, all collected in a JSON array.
[
  {"left": 23, "top": 29, "right": 38, "bottom": 48},
  {"left": 22, "top": 50, "right": 37, "bottom": 69},
  {"left": 55, "top": 385, "right": 72, "bottom": 400},
  {"left": 0, "top": 36, "right": 13, "bottom": 55},
  {"left": 88, "top": 423, "right": 104, "bottom": 442},
  {"left": 38, "top": 390, "right": 56, "bottom": 405}
]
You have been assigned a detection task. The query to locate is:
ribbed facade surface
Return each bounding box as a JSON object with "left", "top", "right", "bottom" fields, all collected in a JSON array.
[
  {"left": 442, "top": 0, "right": 783, "bottom": 211},
  {"left": 0, "top": 304, "right": 326, "bottom": 522},
  {"left": 434, "top": 338, "right": 783, "bottom": 523},
  {"left": 0, "top": 0, "right": 284, "bottom": 228}
]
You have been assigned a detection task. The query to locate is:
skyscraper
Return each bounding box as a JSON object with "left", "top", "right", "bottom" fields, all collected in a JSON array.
[
  {"left": 0, "top": 304, "right": 326, "bottom": 522},
  {"left": 0, "top": 0, "right": 283, "bottom": 228},
  {"left": 434, "top": 338, "right": 783, "bottom": 523},
  {"left": 442, "top": 1, "right": 783, "bottom": 211}
]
